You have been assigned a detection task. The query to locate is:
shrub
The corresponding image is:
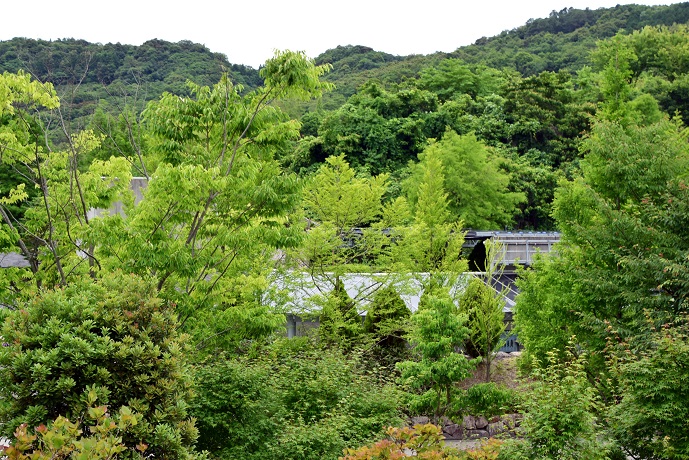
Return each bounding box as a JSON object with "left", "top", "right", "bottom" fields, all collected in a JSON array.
[
  {"left": 0, "top": 272, "right": 201, "bottom": 459},
  {"left": 464, "top": 438, "right": 504, "bottom": 460},
  {"left": 2, "top": 390, "right": 153, "bottom": 460},
  {"left": 340, "top": 424, "right": 462, "bottom": 459},
  {"left": 341, "top": 425, "right": 507, "bottom": 460},
  {"left": 272, "top": 417, "right": 347, "bottom": 460},
  {"left": 191, "top": 357, "right": 278, "bottom": 459},
  {"left": 456, "top": 383, "right": 520, "bottom": 418}
]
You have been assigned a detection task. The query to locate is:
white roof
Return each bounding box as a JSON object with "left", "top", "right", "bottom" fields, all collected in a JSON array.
[{"left": 268, "top": 271, "right": 480, "bottom": 315}]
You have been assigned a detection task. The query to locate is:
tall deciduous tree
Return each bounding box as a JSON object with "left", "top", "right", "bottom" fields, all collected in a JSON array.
[
  {"left": 403, "top": 130, "right": 524, "bottom": 230},
  {"left": 292, "top": 154, "right": 409, "bottom": 345},
  {"left": 515, "top": 114, "right": 689, "bottom": 458},
  {"left": 516, "top": 115, "right": 689, "bottom": 365},
  {"left": 0, "top": 71, "right": 134, "bottom": 301},
  {"left": 395, "top": 144, "right": 466, "bottom": 283},
  {"left": 1, "top": 52, "right": 332, "bottom": 316},
  {"left": 608, "top": 316, "right": 689, "bottom": 459}
]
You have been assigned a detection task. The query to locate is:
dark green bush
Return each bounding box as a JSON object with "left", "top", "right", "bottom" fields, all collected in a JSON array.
[
  {"left": 363, "top": 285, "right": 411, "bottom": 369},
  {"left": 191, "top": 357, "right": 278, "bottom": 459},
  {"left": 456, "top": 383, "right": 520, "bottom": 418}
]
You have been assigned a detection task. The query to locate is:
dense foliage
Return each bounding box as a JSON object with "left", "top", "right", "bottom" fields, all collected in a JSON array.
[
  {"left": 452, "top": 3, "right": 689, "bottom": 75},
  {"left": 397, "top": 293, "right": 476, "bottom": 422},
  {"left": 341, "top": 424, "right": 464, "bottom": 460},
  {"left": 499, "top": 348, "right": 608, "bottom": 460},
  {"left": 4, "top": 399, "right": 151, "bottom": 460},
  {"left": 608, "top": 317, "right": 689, "bottom": 459},
  {"left": 191, "top": 338, "right": 401, "bottom": 460}
]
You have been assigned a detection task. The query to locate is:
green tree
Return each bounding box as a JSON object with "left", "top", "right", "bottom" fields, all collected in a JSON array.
[
  {"left": 417, "top": 59, "right": 504, "bottom": 103},
  {"left": 292, "top": 154, "right": 414, "bottom": 346},
  {"left": 460, "top": 241, "right": 507, "bottom": 382},
  {"left": 608, "top": 317, "right": 689, "bottom": 459},
  {"left": 396, "top": 144, "right": 466, "bottom": 283},
  {"left": 500, "top": 346, "right": 609, "bottom": 460},
  {"left": 501, "top": 153, "right": 562, "bottom": 230},
  {"left": 363, "top": 285, "right": 411, "bottom": 366},
  {"left": 593, "top": 35, "right": 639, "bottom": 124},
  {"left": 581, "top": 119, "right": 689, "bottom": 208},
  {"left": 515, "top": 111, "right": 689, "bottom": 457},
  {"left": 516, "top": 116, "right": 689, "bottom": 368},
  {"left": 1, "top": 52, "right": 333, "bottom": 332},
  {"left": 318, "top": 278, "right": 363, "bottom": 346},
  {"left": 302, "top": 154, "right": 388, "bottom": 231},
  {"left": 404, "top": 130, "right": 524, "bottom": 229},
  {"left": 0, "top": 71, "right": 64, "bottom": 291},
  {"left": 316, "top": 82, "right": 433, "bottom": 174},
  {"left": 501, "top": 71, "right": 593, "bottom": 167},
  {"left": 397, "top": 294, "right": 476, "bottom": 422}
]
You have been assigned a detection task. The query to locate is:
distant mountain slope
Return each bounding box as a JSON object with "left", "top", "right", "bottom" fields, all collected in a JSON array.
[
  {"left": 306, "top": 46, "right": 446, "bottom": 111},
  {"left": 450, "top": 2, "right": 689, "bottom": 74},
  {"left": 0, "top": 38, "right": 260, "bottom": 88},
  {"left": 0, "top": 38, "right": 262, "bottom": 123},
  {"left": 308, "top": 2, "right": 689, "bottom": 112}
]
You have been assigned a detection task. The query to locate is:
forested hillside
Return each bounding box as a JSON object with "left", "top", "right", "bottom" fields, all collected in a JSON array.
[
  {"left": 452, "top": 2, "right": 689, "bottom": 73},
  {"left": 3, "top": 3, "right": 689, "bottom": 117},
  {"left": 310, "top": 2, "right": 689, "bottom": 110},
  {"left": 0, "top": 38, "right": 261, "bottom": 123}
]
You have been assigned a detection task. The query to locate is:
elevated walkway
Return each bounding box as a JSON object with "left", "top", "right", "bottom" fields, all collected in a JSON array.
[{"left": 464, "top": 230, "right": 560, "bottom": 270}]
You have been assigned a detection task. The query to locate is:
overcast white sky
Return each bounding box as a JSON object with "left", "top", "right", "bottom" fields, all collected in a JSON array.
[{"left": 1, "top": 1, "right": 675, "bottom": 68}]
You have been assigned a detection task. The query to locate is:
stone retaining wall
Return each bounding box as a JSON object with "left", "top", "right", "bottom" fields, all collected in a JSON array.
[{"left": 410, "top": 414, "right": 522, "bottom": 440}]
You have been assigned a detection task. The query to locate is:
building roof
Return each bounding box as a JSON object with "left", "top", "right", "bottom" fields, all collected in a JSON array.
[
  {"left": 0, "top": 252, "right": 30, "bottom": 268},
  {"left": 269, "top": 271, "right": 514, "bottom": 315}
]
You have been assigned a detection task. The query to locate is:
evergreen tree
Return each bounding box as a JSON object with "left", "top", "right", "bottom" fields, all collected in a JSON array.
[{"left": 364, "top": 285, "right": 411, "bottom": 366}]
